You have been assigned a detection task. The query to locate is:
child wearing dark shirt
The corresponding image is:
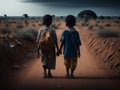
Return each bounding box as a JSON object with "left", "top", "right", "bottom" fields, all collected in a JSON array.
[{"left": 59, "top": 15, "right": 81, "bottom": 78}]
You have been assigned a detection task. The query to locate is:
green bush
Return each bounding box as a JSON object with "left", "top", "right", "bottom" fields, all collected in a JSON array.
[
  {"left": 16, "top": 22, "right": 24, "bottom": 29},
  {"left": 95, "top": 23, "right": 98, "bottom": 27},
  {"left": 99, "top": 26, "right": 104, "bottom": 29},
  {"left": 88, "top": 25, "right": 94, "bottom": 30},
  {"left": 81, "top": 22, "right": 88, "bottom": 26},
  {"left": 0, "top": 27, "right": 11, "bottom": 34},
  {"left": 105, "top": 23, "right": 111, "bottom": 27},
  {"left": 13, "top": 21, "right": 16, "bottom": 23},
  {"left": 32, "top": 24, "right": 35, "bottom": 27},
  {"left": 5, "top": 24, "right": 9, "bottom": 27},
  {"left": 115, "top": 20, "right": 120, "bottom": 24},
  {"left": 51, "top": 24, "right": 58, "bottom": 29},
  {"left": 81, "top": 22, "right": 85, "bottom": 26},
  {"left": 14, "top": 27, "right": 37, "bottom": 41},
  {"left": 96, "top": 29, "right": 120, "bottom": 38},
  {"left": 38, "top": 23, "right": 42, "bottom": 26}
]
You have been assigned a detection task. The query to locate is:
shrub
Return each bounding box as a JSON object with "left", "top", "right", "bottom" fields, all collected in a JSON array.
[
  {"left": 99, "top": 26, "right": 104, "bottom": 29},
  {"left": 81, "top": 22, "right": 88, "bottom": 26},
  {"left": 95, "top": 23, "right": 98, "bottom": 27},
  {"left": 98, "top": 16, "right": 105, "bottom": 19},
  {"left": 85, "top": 23, "right": 89, "bottom": 26},
  {"left": 51, "top": 24, "right": 55, "bottom": 29},
  {"left": 25, "top": 22, "right": 29, "bottom": 26},
  {"left": 115, "top": 20, "right": 120, "bottom": 24},
  {"left": 88, "top": 25, "right": 94, "bottom": 30},
  {"left": 96, "top": 29, "right": 120, "bottom": 38},
  {"left": 14, "top": 28, "right": 37, "bottom": 41},
  {"left": 16, "top": 22, "right": 24, "bottom": 29},
  {"left": 32, "top": 24, "right": 35, "bottom": 27},
  {"left": 38, "top": 23, "right": 42, "bottom": 26},
  {"left": 96, "top": 20, "right": 100, "bottom": 23},
  {"left": 35, "top": 20, "right": 39, "bottom": 23},
  {"left": 81, "top": 22, "right": 85, "bottom": 26},
  {"left": 105, "top": 23, "right": 111, "bottom": 27},
  {"left": 13, "top": 21, "right": 16, "bottom": 23},
  {"left": 5, "top": 24, "right": 9, "bottom": 27},
  {"left": 31, "top": 20, "right": 35, "bottom": 23},
  {"left": 51, "top": 24, "right": 58, "bottom": 29},
  {"left": 0, "top": 27, "right": 11, "bottom": 34}
]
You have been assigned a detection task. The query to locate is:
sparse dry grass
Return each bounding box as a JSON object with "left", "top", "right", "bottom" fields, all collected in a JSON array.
[
  {"left": 96, "top": 29, "right": 120, "bottom": 38},
  {"left": 14, "top": 27, "right": 37, "bottom": 41},
  {"left": 0, "top": 27, "right": 11, "bottom": 34}
]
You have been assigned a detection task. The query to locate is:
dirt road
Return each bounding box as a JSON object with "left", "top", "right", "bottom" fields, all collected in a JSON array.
[{"left": 14, "top": 29, "right": 120, "bottom": 90}]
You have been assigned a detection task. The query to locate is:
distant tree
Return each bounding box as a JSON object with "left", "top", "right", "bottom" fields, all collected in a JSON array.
[
  {"left": 4, "top": 14, "right": 8, "bottom": 21},
  {"left": 23, "top": 14, "right": 29, "bottom": 25},
  {"left": 52, "top": 15, "right": 55, "bottom": 18},
  {"left": 78, "top": 10, "right": 97, "bottom": 22},
  {"left": 118, "top": 17, "right": 120, "bottom": 20},
  {"left": 23, "top": 14, "right": 29, "bottom": 19},
  {"left": 60, "top": 16, "right": 64, "bottom": 19},
  {"left": 4, "top": 14, "right": 7, "bottom": 18},
  {"left": 98, "top": 16, "right": 105, "bottom": 19},
  {"left": 105, "top": 16, "right": 111, "bottom": 20}
]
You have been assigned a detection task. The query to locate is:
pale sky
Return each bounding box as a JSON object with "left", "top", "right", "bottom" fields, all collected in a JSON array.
[
  {"left": 0, "top": 0, "right": 44, "bottom": 16},
  {"left": 0, "top": 0, "right": 120, "bottom": 16}
]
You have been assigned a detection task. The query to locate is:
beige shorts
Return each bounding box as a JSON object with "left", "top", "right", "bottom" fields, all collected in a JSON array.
[{"left": 64, "top": 58, "right": 77, "bottom": 70}]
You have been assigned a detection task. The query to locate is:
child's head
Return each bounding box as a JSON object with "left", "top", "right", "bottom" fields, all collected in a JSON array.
[
  {"left": 65, "top": 15, "right": 76, "bottom": 27},
  {"left": 43, "top": 14, "right": 52, "bottom": 27}
]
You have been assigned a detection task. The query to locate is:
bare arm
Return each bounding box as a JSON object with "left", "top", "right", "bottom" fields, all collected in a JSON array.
[{"left": 59, "top": 42, "right": 64, "bottom": 54}]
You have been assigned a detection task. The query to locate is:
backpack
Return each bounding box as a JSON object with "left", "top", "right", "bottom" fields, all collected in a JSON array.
[{"left": 38, "top": 29, "right": 54, "bottom": 53}]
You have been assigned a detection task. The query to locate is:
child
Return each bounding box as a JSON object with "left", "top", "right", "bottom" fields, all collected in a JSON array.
[
  {"left": 59, "top": 15, "right": 81, "bottom": 78},
  {"left": 36, "top": 14, "right": 59, "bottom": 78}
]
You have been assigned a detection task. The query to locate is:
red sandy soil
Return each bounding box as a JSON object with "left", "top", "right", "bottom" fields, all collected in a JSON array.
[
  {"left": 77, "top": 20, "right": 120, "bottom": 74},
  {"left": 2, "top": 29, "right": 118, "bottom": 90},
  {"left": 0, "top": 19, "right": 120, "bottom": 90}
]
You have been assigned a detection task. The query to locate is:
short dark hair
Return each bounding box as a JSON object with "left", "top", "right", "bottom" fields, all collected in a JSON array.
[
  {"left": 43, "top": 14, "right": 52, "bottom": 27},
  {"left": 65, "top": 15, "right": 76, "bottom": 27}
]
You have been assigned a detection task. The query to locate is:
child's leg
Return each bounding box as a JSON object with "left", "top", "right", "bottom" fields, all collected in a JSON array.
[
  {"left": 42, "top": 65, "right": 47, "bottom": 78},
  {"left": 71, "top": 58, "right": 77, "bottom": 78},
  {"left": 48, "top": 68, "right": 51, "bottom": 73},
  {"left": 48, "top": 68, "right": 53, "bottom": 78},
  {"left": 48, "top": 68, "right": 52, "bottom": 78},
  {"left": 64, "top": 59, "right": 71, "bottom": 78},
  {"left": 43, "top": 66, "right": 47, "bottom": 72},
  {"left": 66, "top": 67, "right": 69, "bottom": 75}
]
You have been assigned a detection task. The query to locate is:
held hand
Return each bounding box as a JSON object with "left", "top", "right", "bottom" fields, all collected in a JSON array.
[
  {"left": 56, "top": 50, "right": 62, "bottom": 56},
  {"left": 59, "top": 50, "right": 62, "bottom": 55},
  {"left": 56, "top": 50, "right": 60, "bottom": 56}
]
